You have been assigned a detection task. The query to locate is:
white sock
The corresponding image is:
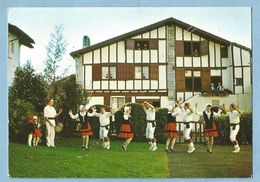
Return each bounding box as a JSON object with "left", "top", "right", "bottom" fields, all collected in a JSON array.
[
  {"left": 166, "top": 138, "right": 171, "bottom": 149},
  {"left": 28, "top": 134, "right": 33, "bottom": 147},
  {"left": 190, "top": 142, "right": 194, "bottom": 148},
  {"left": 234, "top": 144, "right": 239, "bottom": 149}
]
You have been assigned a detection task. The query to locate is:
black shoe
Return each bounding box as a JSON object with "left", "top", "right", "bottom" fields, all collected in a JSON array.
[
  {"left": 121, "top": 145, "right": 126, "bottom": 151},
  {"left": 170, "top": 148, "right": 174, "bottom": 152},
  {"left": 81, "top": 146, "right": 85, "bottom": 149},
  {"left": 165, "top": 148, "right": 169, "bottom": 152}
]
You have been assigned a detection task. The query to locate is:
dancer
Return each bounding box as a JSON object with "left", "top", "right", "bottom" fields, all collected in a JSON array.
[
  {"left": 195, "top": 103, "right": 220, "bottom": 153},
  {"left": 43, "top": 98, "right": 63, "bottom": 147},
  {"left": 164, "top": 103, "right": 182, "bottom": 152},
  {"left": 26, "top": 113, "right": 35, "bottom": 147},
  {"left": 118, "top": 106, "right": 133, "bottom": 151},
  {"left": 93, "top": 105, "right": 114, "bottom": 150},
  {"left": 222, "top": 103, "right": 243, "bottom": 153},
  {"left": 69, "top": 105, "right": 95, "bottom": 150},
  {"left": 182, "top": 102, "right": 195, "bottom": 153},
  {"left": 143, "top": 101, "right": 157, "bottom": 151},
  {"left": 32, "top": 116, "right": 42, "bottom": 147}
]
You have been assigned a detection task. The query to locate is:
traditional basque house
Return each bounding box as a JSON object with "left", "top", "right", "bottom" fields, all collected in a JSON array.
[
  {"left": 70, "top": 17, "right": 252, "bottom": 111},
  {"left": 8, "top": 23, "right": 35, "bottom": 86}
]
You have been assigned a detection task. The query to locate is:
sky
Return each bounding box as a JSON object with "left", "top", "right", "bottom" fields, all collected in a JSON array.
[{"left": 8, "top": 7, "right": 251, "bottom": 76}]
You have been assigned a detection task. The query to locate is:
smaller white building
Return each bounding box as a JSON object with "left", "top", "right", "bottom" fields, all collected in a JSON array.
[{"left": 8, "top": 24, "right": 35, "bottom": 86}]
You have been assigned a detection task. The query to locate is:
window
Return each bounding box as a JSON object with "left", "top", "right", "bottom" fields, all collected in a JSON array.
[
  {"left": 235, "top": 78, "right": 243, "bottom": 86},
  {"left": 193, "top": 71, "right": 201, "bottom": 91},
  {"left": 135, "top": 66, "right": 149, "bottom": 79},
  {"left": 221, "top": 47, "right": 228, "bottom": 58},
  {"left": 184, "top": 42, "right": 192, "bottom": 56},
  {"left": 192, "top": 42, "right": 200, "bottom": 57},
  {"left": 185, "top": 71, "right": 192, "bottom": 91},
  {"left": 102, "top": 66, "right": 116, "bottom": 79},
  {"left": 211, "top": 76, "right": 222, "bottom": 89},
  {"left": 111, "top": 97, "right": 125, "bottom": 111},
  {"left": 185, "top": 70, "right": 201, "bottom": 91},
  {"left": 126, "top": 39, "right": 158, "bottom": 50},
  {"left": 184, "top": 41, "right": 201, "bottom": 57}
]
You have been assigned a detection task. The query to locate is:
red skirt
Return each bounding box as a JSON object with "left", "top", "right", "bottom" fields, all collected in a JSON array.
[
  {"left": 204, "top": 121, "right": 218, "bottom": 137},
  {"left": 79, "top": 122, "right": 93, "bottom": 136},
  {"left": 34, "top": 129, "right": 42, "bottom": 137},
  {"left": 118, "top": 124, "right": 133, "bottom": 139},
  {"left": 164, "top": 122, "right": 178, "bottom": 138}
]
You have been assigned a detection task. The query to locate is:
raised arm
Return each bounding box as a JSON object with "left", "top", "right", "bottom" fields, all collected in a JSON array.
[
  {"left": 234, "top": 105, "right": 243, "bottom": 115},
  {"left": 68, "top": 110, "right": 79, "bottom": 120}
]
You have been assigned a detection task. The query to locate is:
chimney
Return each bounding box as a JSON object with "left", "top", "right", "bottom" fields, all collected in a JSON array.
[{"left": 83, "top": 35, "right": 90, "bottom": 48}]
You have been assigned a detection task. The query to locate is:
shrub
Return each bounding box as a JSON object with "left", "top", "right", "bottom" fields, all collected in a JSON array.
[
  {"left": 9, "top": 99, "right": 36, "bottom": 142},
  {"left": 215, "top": 112, "right": 252, "bottom": 145}
]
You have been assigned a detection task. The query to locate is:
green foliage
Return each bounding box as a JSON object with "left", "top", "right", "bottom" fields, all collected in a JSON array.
[
  {"left": 8, "top": 99, "right": 36, "bottom": 142},
  {"left": 9, "top": 61, "right": 48, "bottom": 112},
  {"left": 9, "top": 62, "right": 48, "bottom": 142},
  {"left": 215, "top": 112, "right": 252, "bottom": 145},
  {"left": 50, "top": 75, "right": 88, "bottom": 137},
  {"left": 44, "top": 24, "right": 68, "bottom": 85}
]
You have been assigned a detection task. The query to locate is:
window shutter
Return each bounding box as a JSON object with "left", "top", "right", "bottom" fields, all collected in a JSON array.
[
  {"left": 221, "top": 47, "right": 228, "bottom": 58},
  {"left": 149, "top": 39, "right": 158, "bottom": 49},
  {"left": 201, "top": 69, "right": 211, "bottom": 91},
  {"left": 150, "top": 64, "right": 158, "bottom": 80},
  {"left": 175, "top": 68, "right": 185, "bottom": 91},
  {"left": 126, "top": 39, "right": 135, "bottom": 49},
  {"left": 200, "top": 40, "right": 209, "bottom": 56},
  {"left": 118, "top": 64, "right": 134, "bottom": 80},
  {"left": 176, "top": 41, "right": 184, "bottom": 57},
  {"left": 92, "top": 64, "right": 102, "bottom": 81}
]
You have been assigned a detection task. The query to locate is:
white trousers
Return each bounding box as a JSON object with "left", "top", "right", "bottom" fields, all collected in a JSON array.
[
  {"left": 46, "top": 122, "right": 55, "bottom": 147},
  {"left": 230, "top": 124, "right": 240, "bottom": 142},
  {"left": 146, "top": 123, "right": 156, "bottom": 139},
  {"left": 183, "top": 125, "right": 192, "bottom": 140},
  {"left": 99, "top": 126, "right": 109, "bottom": 140}
]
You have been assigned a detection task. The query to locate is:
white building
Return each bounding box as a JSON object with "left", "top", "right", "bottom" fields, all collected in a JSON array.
[
  {"left": 70, "top": 17, "right": 252, "bottom": 112},
  {"left": 8, "top": 23, "right": 35, "bottom": 86}
]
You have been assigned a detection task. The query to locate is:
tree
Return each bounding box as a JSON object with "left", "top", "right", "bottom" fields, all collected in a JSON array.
[
  {"left": 9, "top": 61, "right": 48, "bottom": 113},
  {"left": 43, "top": 24, "right": 68, "bottom": 85}
]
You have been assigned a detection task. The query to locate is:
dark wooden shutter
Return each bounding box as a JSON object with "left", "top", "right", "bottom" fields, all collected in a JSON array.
[
  {"left": 126, "top": 39, "right": 135, "bottom": 49},
  {"left": 149, "top": 39, "right": 158, "bottom": 49},
  {"left": 201, "top": 69, "right": 211, "bottom": 91},
  {"left": 117, "top": 64, "right": 134, "bottom": 80},
  {"left": 125, "top": 96, "right": 131, "bottom": 103},
  {"left": 176, "top": 41, "right": 184, "bottom": 57},
  {"left": 221, "top": 47, "right": 228, "bottom": 58},
  {"left": 200, "top": 40, "right": 209, "bottom": 56},
  {"left": 175, "top": 68, "right": 185, "bottom": 91},
  {"left": 150, "top": 64, "right": 158, "bottom": 80},
  {"left": 92, "top": 64, "right": 102, "bottom": 81}
]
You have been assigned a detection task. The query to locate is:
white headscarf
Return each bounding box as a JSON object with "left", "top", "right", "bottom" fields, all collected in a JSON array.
[
  {"left": 124, "top": 106, "right": 130, "bottom": 113},
  {"left": 167, "top": 105, "right": 174, "bottom": 112},
  {"left": 79, "top": 105, "right": 85, "bottom": 111},
  {"left": 33, "top": 116, "right": 38, "bottom": 120}
]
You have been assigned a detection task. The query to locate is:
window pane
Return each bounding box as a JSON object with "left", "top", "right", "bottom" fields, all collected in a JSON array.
[
  {"left": 135, "top": 40, "right": 150, "bottom": 50},
  {"left": 185, "top": 78, "right": 193, "bottom": 91},
  {"left": 184, "top": 42, "right": 192, "bottom": 56},
  {"left": 135, "top": 67, "right": 142, "bottom": 79},
  {"left": 192, "top": 42, "right": 200, "bottom": 57},
  {"left": 185, "top": 70, "right": 192, "bottom": 77},
  {"left": 110, "top": 67, "right": 116, "bottom": 79},
  {"left": 194, "top": 77, "right": 201, "bottom": 91},
  {"left": 193, "top": 71, "right": 201, "bottom": 77},
  {"left": 142, "top": 66, "right": 149, "bottom": 79},
  {"left": 102, "top": 67, "right": 109, "bottom": 79}
]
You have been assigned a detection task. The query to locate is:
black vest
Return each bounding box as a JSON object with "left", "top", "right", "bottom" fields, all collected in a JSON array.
[
  {"left": 167, "top": 113, "right": 176, "bottom": 123},
  {"left": 122, "top": 116, "right": 131, "bottom": 124},
  {"left": 78, "top": 113, "right": 89, "bottom": 129},
  {"left": 203, "top": 111, "right": 214, "bottom": 129}
]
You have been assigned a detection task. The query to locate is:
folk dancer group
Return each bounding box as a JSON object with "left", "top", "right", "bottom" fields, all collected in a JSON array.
[{"left": 27, "top": 98, "right": 243, "bottom": 153}]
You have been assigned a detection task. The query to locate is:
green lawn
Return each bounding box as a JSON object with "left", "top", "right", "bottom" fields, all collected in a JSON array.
[{"left": 9, "top": 137, "right": 252, "bottom": 178}]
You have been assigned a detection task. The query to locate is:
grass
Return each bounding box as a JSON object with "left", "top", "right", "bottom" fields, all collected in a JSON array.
[
  {"left": 168, "top": 144, "right": 252, "bottom": 178},
  {"left": 9, "top": 137, "right": 169, "bottom": 178},
  {"left": 9, "top": 137, "right": 252, "bottom": 178}
]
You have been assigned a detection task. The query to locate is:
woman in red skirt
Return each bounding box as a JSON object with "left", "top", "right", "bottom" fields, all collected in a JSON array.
[
  {"left": 164, "top": 102, "right": 182, "bottom": 152},
  {"left": 69, "top": 105, "right": 95, "bottom": 150},
  {"left": 195, "top": 103, "right": 220, "bottom": 153},
  {"left": 118, "top": 106, "right": 133, "bottom": 151}
]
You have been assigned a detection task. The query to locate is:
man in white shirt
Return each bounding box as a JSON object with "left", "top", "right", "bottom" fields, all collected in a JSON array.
[
  {"left": 93, "top": 105, "right": 114, "bottom": 150},
  {"left": 182, "top": 102, "right": 195, "bottom": 153},
  {"left": 222, "top": 103, "right": 243, "bottom": 153},
  {"left": 143, "top": 101, "right": 157, "bottom": 151},
  {"left": 43, "top": 98, "right": 62, "bottom": 147}
]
